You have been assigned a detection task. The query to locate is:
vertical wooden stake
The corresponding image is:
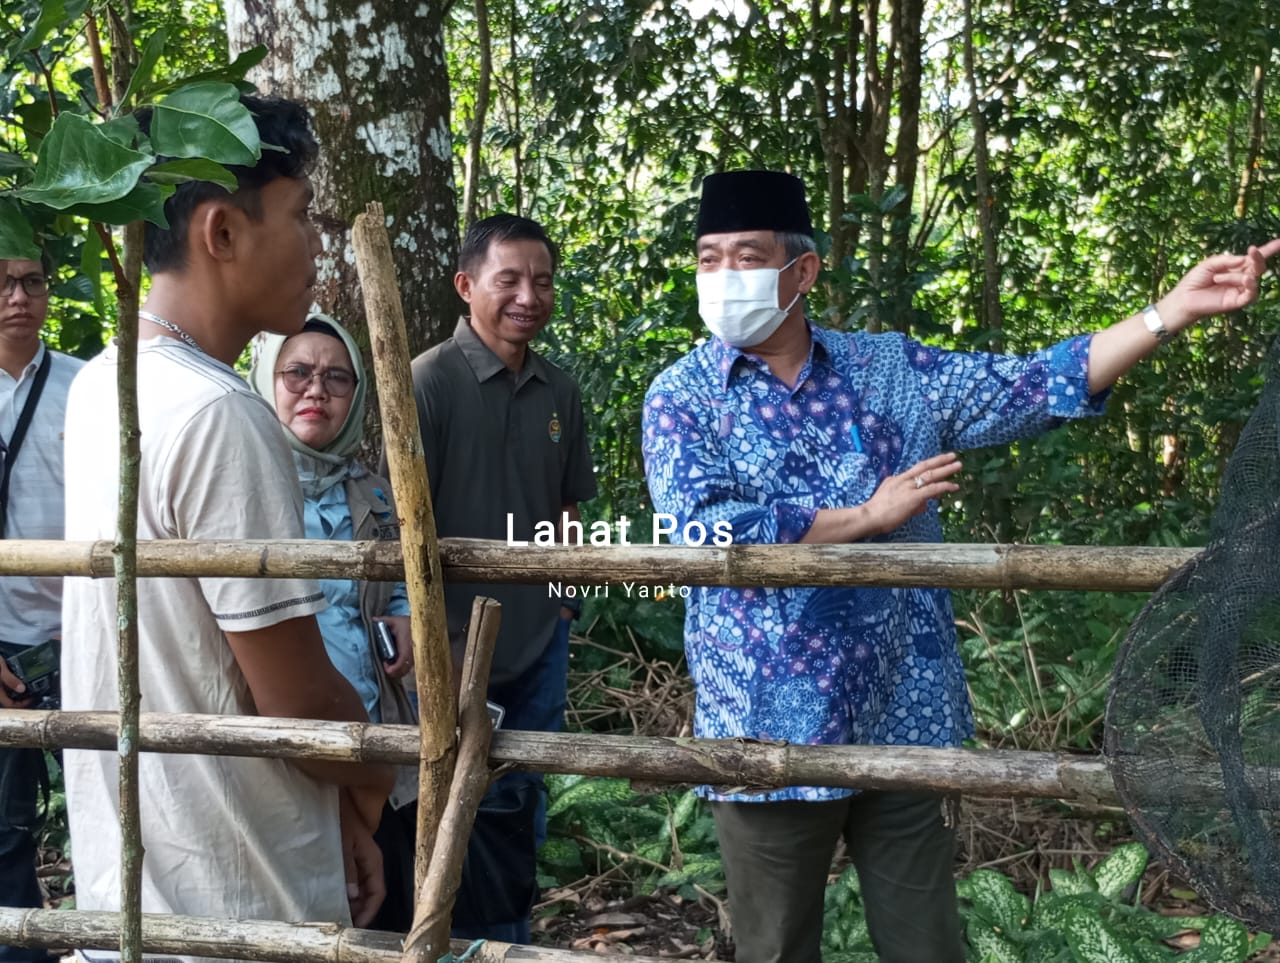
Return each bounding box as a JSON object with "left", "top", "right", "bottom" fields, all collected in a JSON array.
[
  {"left": 349, "top": 204, "right": 457, "bottom": 961},
  {"left": 409, "top": 597, "right": 501, "bottom": 957},
  {"left": 114, "top": 219, "right": 146, "bottom": 963}
]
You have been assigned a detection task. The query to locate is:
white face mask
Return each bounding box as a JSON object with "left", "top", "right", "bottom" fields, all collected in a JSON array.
[{"left": 696, "top": 258, "right": 800, "bottom": 348}]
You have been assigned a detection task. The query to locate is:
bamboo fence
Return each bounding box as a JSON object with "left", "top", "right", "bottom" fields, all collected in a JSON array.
[
  {"left": 0, "top": 534, "right": 1231, "bottom": 962},
  {"left": 0, "top": 908, "right": 659, "bottom": 963},
  {"left": 0, "top": 538, "right": 1197, "bottom": 590}
]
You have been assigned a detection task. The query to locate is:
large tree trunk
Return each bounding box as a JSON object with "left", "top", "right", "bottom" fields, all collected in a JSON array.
[
  {"left": 890, "top": 0, "right": 923, "bottom": 334},
  {"left": 461, "top": 0, "right": 492, "bottom": 231},
  {"left": 963, "top": 0, "right": 1003, "bottom": 353},
  {"left": 225, "top": 0, "right": 460, "bottom": 369}
]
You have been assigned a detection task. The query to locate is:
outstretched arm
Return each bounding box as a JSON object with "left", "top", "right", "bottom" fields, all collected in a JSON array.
[{"left": 1088, "top": 239, "right": 1280, "bottom": 394}]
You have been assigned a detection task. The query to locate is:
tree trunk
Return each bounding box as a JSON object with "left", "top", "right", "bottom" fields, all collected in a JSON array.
[
  {"left": 461, "top": 0, "right": 493, "bottom": 231},
  {"left": 224, "top": 0, "right": 461, "bottom": 368},
  {"left": 890, "top": 0, "right": 923, "bottom": 333},
  {"left": 963, "top": 0, "right": 1003, "bottom": 353},
  {"left": 1234, "top": 60, "right": 1266, "bottom": 220}
]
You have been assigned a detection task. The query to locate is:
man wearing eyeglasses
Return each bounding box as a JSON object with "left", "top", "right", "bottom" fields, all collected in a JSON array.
[{"left": 0, "top": 254, "right": 84, "bottom": 962}]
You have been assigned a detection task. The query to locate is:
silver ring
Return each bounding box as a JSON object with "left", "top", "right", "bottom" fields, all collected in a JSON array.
[{"left": 914, "top": 475, "right": 924, "bottom": 489}]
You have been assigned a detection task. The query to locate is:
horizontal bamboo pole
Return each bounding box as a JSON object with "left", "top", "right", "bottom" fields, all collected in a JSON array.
[
  {"left": 0, "top": 538, "right": 1199, "bottom": 590},
  {"left": 0, "top": 908, "right": 642, "bottom": 963},
  {"left": 0, "top": 709, "right": 1117, "bottom": 804}
]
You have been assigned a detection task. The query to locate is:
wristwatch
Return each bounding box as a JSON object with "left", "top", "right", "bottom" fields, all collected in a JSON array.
[{"left": 1142, "top": 304, "right": 1173, "bottom": 344}]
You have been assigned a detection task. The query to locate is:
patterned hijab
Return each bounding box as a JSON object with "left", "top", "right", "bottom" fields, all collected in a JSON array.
[{"left": 248, "top": 313, "right": 369, "bottom": 497}]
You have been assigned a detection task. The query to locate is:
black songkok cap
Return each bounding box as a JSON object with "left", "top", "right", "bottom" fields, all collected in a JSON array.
[{"left": 695, "top": 170, "right": 814, "bottom": 239}]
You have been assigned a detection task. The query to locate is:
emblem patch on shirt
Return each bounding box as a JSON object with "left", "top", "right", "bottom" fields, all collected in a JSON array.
[{"left": 548, "top": 413, "right": 562, "bottom": 443}]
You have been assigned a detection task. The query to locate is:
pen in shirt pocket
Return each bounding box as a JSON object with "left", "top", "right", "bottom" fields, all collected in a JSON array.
[{"left": 850, "top": 422, "right": 864, "bottom": 453}]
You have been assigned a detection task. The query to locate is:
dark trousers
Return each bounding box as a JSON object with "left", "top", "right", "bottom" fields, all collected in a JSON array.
[
  {"left": 450, "top": 616, "right": 572, "bottom": 944},
  {"left": 711, "top": 791, "right": 965, "bottom": 963},
  {"left": 1, "top": 639, "right": 48, "bottom": 963},
  {"left": 0, "top": 746, "right": 47, "bottom": 962},
  {"left": 370, "top": 800, "right": 418, "bottom": 933}
]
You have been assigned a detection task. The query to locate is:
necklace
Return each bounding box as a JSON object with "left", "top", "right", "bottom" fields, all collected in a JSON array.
[{"left": 139, "top": 310, "right": 203, "bottom": 353}]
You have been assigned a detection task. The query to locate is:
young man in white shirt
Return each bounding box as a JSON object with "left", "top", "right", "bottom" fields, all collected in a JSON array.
[{"left": 61, "top": 95, "right": 391, "bottom": 958}]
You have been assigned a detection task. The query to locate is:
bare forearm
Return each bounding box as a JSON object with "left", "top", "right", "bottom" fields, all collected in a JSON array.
[
  {"left": 801, "top": 505, "right": 878, "bottom": 544},
  {"left": 1086, "top": 303, "right": 1174, "bottom": 395},
  {"left": 226, "top": 617, "right": 394, "bottom": 793}
]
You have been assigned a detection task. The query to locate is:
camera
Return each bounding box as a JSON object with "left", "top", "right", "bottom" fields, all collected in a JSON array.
[
  {"left": 372, "top": 621, "right": 397, "bottom": 663},
  {"left": 4, "top": 639, "right": 60, "bottom": 709}
]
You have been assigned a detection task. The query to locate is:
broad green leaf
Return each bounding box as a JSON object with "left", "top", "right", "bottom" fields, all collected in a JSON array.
[
  {"left": 120, "top": 28, "right": 169, "bottom": 109},
  {"left": 68, "top": 181, "right": 172, "bottom": 227},
  {"left": 79, "top": 220, "right": 105, "bottom": 320},
  {"left": 1176, "top": 915, "right": 1250, "bottom": 963},
  {"left": 18, "top": 113, "right": 152, "bottom": 209},
  {"left": 0, "top": 152, "right": 33, "bottom": 176},
  {"left": 146, "top": 159, "right": 236, "bottom": 192},
  {"left": 959, "top": 869, "right": 1030, "bottom": 931},
  {"left": 546, "top": 776, "right": 632, "bottom": 816},
  {"left": 1023, "top": 931, "right": 1070, "bottom": 963},
  {"left": 1092, "top": 843, "right": 1148, "bottom": 900},
  {"left": 14, "top": 101, "right": 54, "bottom": 142},
  {"left": 1048, "top": 867, "right": 1097, "bottom": 896},
  {"left": 98, "top": 115, "right": 141, "bottom": 149},
  {"left": 0, "top": 198, "right": 42, "bottom": 259},
  {"left": 656, "top": 853, "right": 721, "bottom": 888},
  {"left": 18, "top": 0, "right": 66, "bottom": 54},
  {"left": 536, "top": 837, "right": 582, "bottom": 869},
  {"left": 53, "top": 273, "right": 94, "bottom": 304},
  {"left": 145, "top": 46, "right": 269, "bottom": 99},
  {"left": 1064, "top": 904, "right": 1144, "bottom": 963},
  {"left": 1031, "top": 893, "right": 1101, "bottom": 933},
  {"left": 967, "top": 925, "right": 1021, "bottom": 963},
  {"left": 149, "top": 83, "right": 260, "bottom": 166}
]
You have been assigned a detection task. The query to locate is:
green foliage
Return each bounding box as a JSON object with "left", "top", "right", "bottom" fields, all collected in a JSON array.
[
  {"left": 147, "top": 82, "right": 259, "bottom": 166},
  {"left": 539, "top": 775, "right": 723, "bottom": 902},
  {"left": 952, "top": 843, "right": 1270, "bottom": 962},
  {"left": 0, "top": 0, "right": 265, "bottom": 348}
]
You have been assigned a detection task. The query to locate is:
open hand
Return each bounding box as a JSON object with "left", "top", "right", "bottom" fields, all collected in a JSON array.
[
  {"left": 863, "top": 452, "right": 962, "bottom": 536},
  {"left": 1159, "top": 239, "right": 1280, "bottom": 332}
]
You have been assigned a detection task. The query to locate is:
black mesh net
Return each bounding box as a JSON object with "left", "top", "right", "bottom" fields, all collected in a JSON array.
[{"left": 1104, "top": 340, "right": 1280, "bottom": 932}]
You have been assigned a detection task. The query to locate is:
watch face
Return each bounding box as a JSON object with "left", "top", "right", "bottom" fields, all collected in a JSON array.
[{"left": 1143, "top": 305, "right": 1171, "bottom": 342}]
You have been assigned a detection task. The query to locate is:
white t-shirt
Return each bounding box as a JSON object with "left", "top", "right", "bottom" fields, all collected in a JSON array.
[{"left": 61, "top": 338, "right": 347, "bottom": 957}]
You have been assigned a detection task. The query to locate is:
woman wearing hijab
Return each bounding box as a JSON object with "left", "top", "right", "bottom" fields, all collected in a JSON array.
[{"left": 250, "top": 314, "right": 418, "bottom": 932}]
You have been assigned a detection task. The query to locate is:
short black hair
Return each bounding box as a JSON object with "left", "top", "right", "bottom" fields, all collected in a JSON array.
[
  {"left": 458, "top": 214, "right": 559, "bottom": 274},
  {"left": 135, "top": 94, "right": 319, "bottom": 273}
]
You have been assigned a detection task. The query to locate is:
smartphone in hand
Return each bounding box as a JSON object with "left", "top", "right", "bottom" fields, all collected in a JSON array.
[{"left": 372, "top": 621, "right": 397, "bottom": 663}]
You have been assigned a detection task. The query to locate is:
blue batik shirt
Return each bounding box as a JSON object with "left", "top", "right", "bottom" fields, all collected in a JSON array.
[{"left": 642, "top": 322, "right": 1106, "bottom": 801}]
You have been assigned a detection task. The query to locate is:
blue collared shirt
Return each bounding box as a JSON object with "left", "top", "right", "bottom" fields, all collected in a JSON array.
[
  {"left": 642, "top": 323, "right": 1105, "bottom": 801},
  {"left": 305, "top": 483, "right": 409, "bottom": 722}
]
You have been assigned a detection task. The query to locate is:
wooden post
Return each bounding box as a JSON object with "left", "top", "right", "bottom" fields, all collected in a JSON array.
[
  {"left": 349, "top": 204, "right": 457, "bottom": 946},
  {"left": 408, "top": 597, "right": 501, "bottom": 958},
  {"left": 114, "top": 218, "right": 147, "bottom": 963}
]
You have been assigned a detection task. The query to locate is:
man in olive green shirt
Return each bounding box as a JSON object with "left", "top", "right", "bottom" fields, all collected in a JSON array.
[{"left": 398, "top": 213, "right": 595, "bottom": 942}]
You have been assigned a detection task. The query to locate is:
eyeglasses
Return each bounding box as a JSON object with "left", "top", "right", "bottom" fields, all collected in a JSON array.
[
  {"left": 276, "top": 363, "right": 357, "bottom": 397},
  {"left": 1, "top": 275, "right": 48, "bottom": 298}
]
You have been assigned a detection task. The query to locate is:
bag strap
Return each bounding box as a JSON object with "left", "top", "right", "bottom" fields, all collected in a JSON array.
[{"left": 0, "top": 349, "right": 53, "bottom": 539}]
